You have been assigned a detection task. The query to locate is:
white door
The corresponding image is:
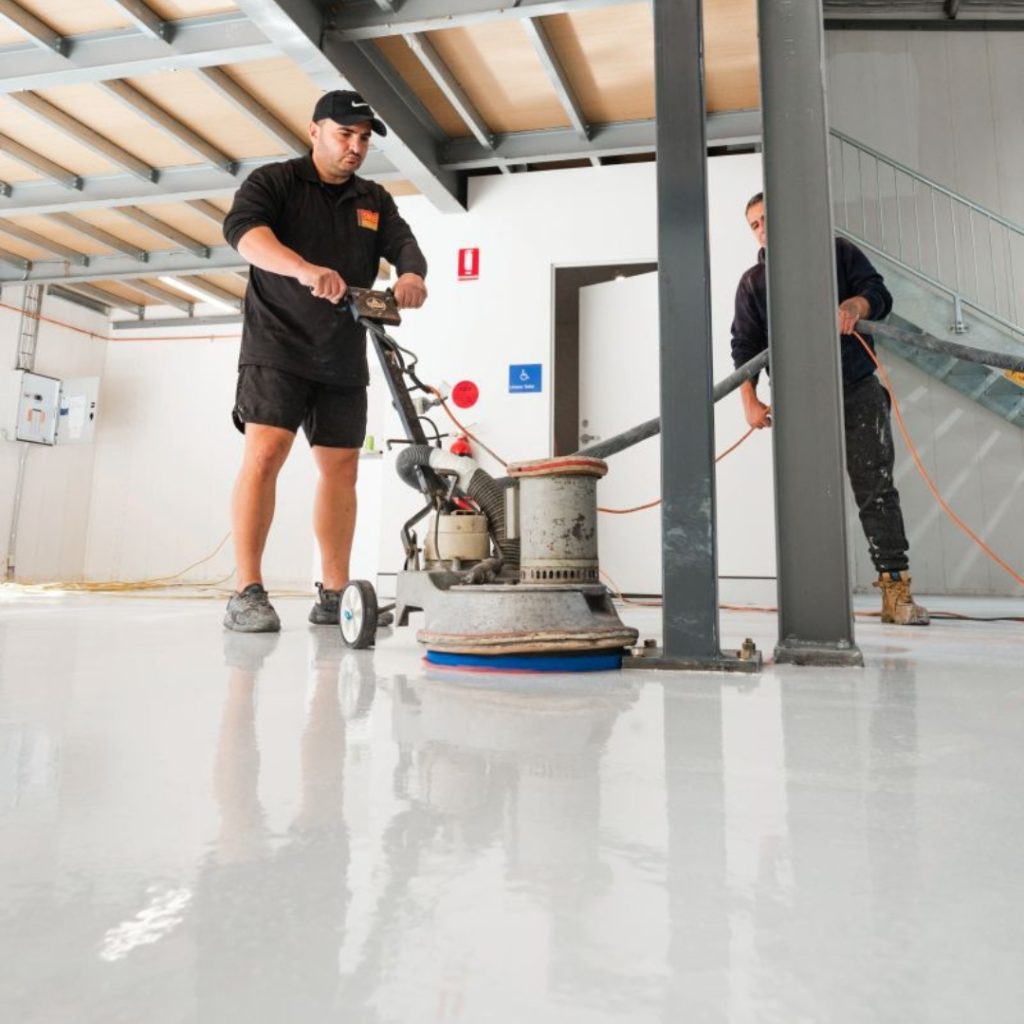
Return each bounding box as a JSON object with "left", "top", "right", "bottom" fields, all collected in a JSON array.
[
  {"left": 579, "top": 273, "right": 663, "bottom": 594},
  {"left": 578, "top": 271, "right": 777, "bottom": 597}
]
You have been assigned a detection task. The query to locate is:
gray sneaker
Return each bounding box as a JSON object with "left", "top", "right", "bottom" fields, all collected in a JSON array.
[
  {"left": 309, "top": 582, "right": 394, "bottom": 628},
  {"left": 224, "top": 583, "right": 281, "bottom": 633},
  {"left": 309, "top": 582, "right": 340, "bottom": 625}
]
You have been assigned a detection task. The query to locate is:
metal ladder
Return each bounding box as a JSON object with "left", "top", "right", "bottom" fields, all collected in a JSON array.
[{"left": 6, "top": 284, "right": 45, "bottom": 580}]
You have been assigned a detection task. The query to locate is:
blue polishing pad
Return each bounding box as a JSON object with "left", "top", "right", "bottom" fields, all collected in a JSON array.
[{"left": 425, "top": 649, "right": 623, "bottom": 673}]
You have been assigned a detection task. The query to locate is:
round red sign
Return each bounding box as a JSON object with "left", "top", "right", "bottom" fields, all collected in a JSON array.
[{"left": 451, "top": 380, "right": 479, "bottom": 409}]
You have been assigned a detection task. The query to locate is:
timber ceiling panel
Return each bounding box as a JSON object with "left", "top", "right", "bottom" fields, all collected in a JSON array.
[
  {"left": 426, "top": 22, "right": 573, "bottom": 134},
  {"left": 6, "top": 215, "right": 113, "bottom": 255},
  {"left": 122, "top": 68, "right": 291, "bottom": 160},
  {"left": 705, "top": 0, "right": 761, "bottom": 111},
  {"left": 0, "top": 95, "right": 122, "bottom": 174},
  {"left": 135, "top": 201, "right": 227, "bottom": 246},
  {"left": 56, "top": 208, "right": 170, "bottom": 250},
  {"left": 0, "top": 0, "right": 768, "bottom": 313},
  {"left": 1, "top": 0, "right": 129, "bottom": 37},
  {"left": 373, "top": 38, "right": 471, "bottom": 140},
  {"left": 145, "top": 0, "right": 239, "bottom": 17},
  {"left": 218, "top": 58, "right": 323, "bottom": 146},
  {"left": 28, "top": 83, "right": 207, "bottom": 167},
  {"left": 541, "top": 6, "right": 655, "bottom": 125}
]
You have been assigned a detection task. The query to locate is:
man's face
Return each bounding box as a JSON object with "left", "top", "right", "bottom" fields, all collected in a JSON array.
[
  {"left": 309, "top": 118, "right": 372, "bottom": 182},
  {"left": 746, "top": 201, "right": 766, "bottom": 248}
]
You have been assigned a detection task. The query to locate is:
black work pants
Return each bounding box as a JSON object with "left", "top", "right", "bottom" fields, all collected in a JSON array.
[{"left": 843, "top": 373, "right": 910, "bottom": 573}]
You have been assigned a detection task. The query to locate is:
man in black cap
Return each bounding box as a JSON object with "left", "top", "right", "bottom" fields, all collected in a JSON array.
[{"left": 222, "top": 90, "right": 428, "bottom": 633}]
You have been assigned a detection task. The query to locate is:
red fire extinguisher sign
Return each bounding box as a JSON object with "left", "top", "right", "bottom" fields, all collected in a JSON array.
[{"left": 457, "top": 247, "right": 480, "bottom": 281}]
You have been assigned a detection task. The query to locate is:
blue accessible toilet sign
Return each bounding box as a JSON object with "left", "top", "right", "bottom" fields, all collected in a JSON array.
[{"left": 509, "top": 364, "right": 542, "bottom": 393}]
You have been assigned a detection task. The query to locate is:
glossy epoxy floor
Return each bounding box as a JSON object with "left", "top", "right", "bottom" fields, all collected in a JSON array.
[{"left": 1, "top": 591, "right": 1023, "bottom": 1024}]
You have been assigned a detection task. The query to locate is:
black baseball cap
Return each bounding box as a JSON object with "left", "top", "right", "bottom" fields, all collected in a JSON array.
[{"left": 312, "top": 90, "right": 387, "bottom": 137}]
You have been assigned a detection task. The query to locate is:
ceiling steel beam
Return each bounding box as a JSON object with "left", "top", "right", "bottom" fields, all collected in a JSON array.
[
  {"left": 186, "top": 199, "right": 226, "bottom": 225},
  {"left": 102, "top": 79, "right": 238, "bottom": 173},
  {"left": 0, "top": 131, "right": 81, "bottom": 190},
  {"left": 111, "top": 312, "right": 242, "bottom": 329},
  {"left": 822, "top": 2, "right": 1024, "bottom": 30},
  {"left": 173, "top": 274, "right": 243, "bottom": 309},
  {"left": 195, "top": 67, "right": 310, "bottom": 158},
  {"left": 403, "top": 33, "right": 494, "bottom": 150},
  {"left": 9, "top": 92, "right": 158, "bottom": 182},
  {"left": 0, "top": 14, "right": 280, "bottom": 94},
  {"left": 0, "top": 244, "right": 248, "bottom": 285},
  {"left": 440, "top": 111, "right": 761, "bottom": 169},
  {"left": 521, "top": 16, "right": 589, "bottom": 141},
  {"left": 0, "top": 246, "right": 30, "bottom": 270},
  {"left": 116, "top": 206, "right": 210, "bottom": 258},
  {"left": 47, "top": 283, "right": 111, "bottom": 316},
  {"left": 234, "top": 0, "right": 463, "bottom": 211},
  {"left": 328, "top": 0, "right": 636, "bottom": 41},
  {"left": 0, "top": 150, "right": 398, "bottom": 217},
  {"left": 46, "top": 213, "right": 148, "bottom": 261},
  {"left": 0, "top": 0, "right": 65, "bottom": 55},
  {"left": 102, "top": 0, "right": 168, "bottom": 41},
  {"left": 0, "top": 221, "right": 89, "bottom": 265},
  {"left": 59, "top": 280, "right": 143, "bottom": 316},
  {"left": 824, "top": 18, "right": 1024, "bottom": 30},
  {"left": 118, "top": 277, "right": 195, "bottom": 313}
]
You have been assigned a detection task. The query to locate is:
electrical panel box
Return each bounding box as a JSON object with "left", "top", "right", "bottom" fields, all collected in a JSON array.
[
  {"left": 1, "top": 371, "right": 100, "bottom": 446},
  {"left": 1, "top": 370, "right": 60, "bottom": 445},
  {"left": 56, "top": 377, "right": 100, "bottom": 445}
]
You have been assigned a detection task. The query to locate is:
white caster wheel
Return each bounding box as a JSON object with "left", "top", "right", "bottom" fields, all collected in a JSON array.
[{"left": 339, "top": 580, "right": 378, "bottom": 649}]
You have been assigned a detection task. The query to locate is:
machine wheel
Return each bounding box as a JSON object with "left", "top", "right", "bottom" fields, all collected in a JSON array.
[{"left": 339, "top": 580, "right": 378, "bottom": 649}]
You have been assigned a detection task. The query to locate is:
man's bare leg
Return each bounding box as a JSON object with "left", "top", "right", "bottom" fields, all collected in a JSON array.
[
  {"left": 311, "top": 446, "right": 359, "bottom": 590},
  {"left": 231, "top": 424, "right": 296, "bottom": 590}
]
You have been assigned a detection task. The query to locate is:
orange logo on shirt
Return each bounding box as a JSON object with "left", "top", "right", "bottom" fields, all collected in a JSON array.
[{"left": 357, "top": 208, "right": 379, "bottom": 231}]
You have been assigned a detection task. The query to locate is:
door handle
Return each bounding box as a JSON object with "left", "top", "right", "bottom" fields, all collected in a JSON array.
[{"left": 579, "top": 432, "right": 599, "bottom": 444}]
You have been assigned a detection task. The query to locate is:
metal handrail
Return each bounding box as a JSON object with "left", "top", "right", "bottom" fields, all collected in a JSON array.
[
  {"left": 829, "top": 129, "right": 1024, "bottom": 338},
  {"left": 837, "top": 229, "right": 1024, "bottom": 346},
  {"left": 830, "top": 129, "right": 1024, "bottom": 235}
]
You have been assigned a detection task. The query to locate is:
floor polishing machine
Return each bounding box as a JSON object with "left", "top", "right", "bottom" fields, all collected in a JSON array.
[{"left": 337, "top": 287, "right": 639, "bottom": 670}]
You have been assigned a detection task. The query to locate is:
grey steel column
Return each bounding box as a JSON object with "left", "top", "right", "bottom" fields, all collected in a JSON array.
[
  {"left": 630, "top": 0, "right": 759, "bottom": 673},
  {"left": 757, "top": 0, "right": 862, "bottom": 666}
]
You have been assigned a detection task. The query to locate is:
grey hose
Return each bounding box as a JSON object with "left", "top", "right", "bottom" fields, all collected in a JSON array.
[
  {"left": 577, "top": 350, "right": 769, "bottom": 460},
  {"left": 855, "top": 319, "right": 1024, "bottom": 373},
  {"left": 394, "top": 446, "right": 521, "bottom": 570}
]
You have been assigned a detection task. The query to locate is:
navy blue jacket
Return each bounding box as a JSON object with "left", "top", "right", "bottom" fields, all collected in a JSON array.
[{"left": 730, "top": 237, "right": 893, "bottom": 388}]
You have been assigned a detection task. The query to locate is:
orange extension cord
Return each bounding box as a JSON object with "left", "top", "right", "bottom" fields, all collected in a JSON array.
[
  {"left": 601, "top": 333, "right": 1024, "bottom": 611},
  {"left": 0, "top": 299, "right": 239, "bottom": 343}
]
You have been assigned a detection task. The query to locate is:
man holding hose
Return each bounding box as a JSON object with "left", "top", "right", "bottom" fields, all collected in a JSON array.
[{"left": 731, "top": 192, "right": 929, "bottom": 626}]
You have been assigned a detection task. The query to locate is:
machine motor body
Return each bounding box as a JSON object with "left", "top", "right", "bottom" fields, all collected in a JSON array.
[{"left": 340, "top": 288, "right": 638, "bottom": 659}]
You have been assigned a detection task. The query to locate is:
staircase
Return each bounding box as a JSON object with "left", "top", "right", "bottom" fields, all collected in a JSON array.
[{"left": 829, "top": 129, "right": 1024, "bottom": 427}]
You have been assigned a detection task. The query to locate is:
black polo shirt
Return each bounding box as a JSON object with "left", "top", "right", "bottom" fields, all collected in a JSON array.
[{"left": 223, "top": 154, "right": 428, "bottom": 386}]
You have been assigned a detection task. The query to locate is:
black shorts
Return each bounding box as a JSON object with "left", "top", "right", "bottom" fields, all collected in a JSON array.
[{"left": 232, "top": 364, "right": 367, "bottom": 448}]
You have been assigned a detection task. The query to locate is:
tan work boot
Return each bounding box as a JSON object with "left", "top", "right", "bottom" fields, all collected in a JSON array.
[{"left": 874, "top": 572, "right": 930, "bottom": 626}]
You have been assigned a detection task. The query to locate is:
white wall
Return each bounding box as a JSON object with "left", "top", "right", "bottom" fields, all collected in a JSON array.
[
  {"left": 847, "top": 353, "right": 1024, "bottom": 597},
  {"left": 827, "top": 30, "right": 1024, "bottom": 224},
  {"left": 0, "top": 287, "right": 108, "bottom": 582},
  {"left": 30, "top": 132, "right": 1024, "bottom": 598},
  {"left": 827, "top": 28, "right": 1024, "bottom": 596},
  {"left": 369, "top": 155, "right": 769, "bottom": 586}
]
